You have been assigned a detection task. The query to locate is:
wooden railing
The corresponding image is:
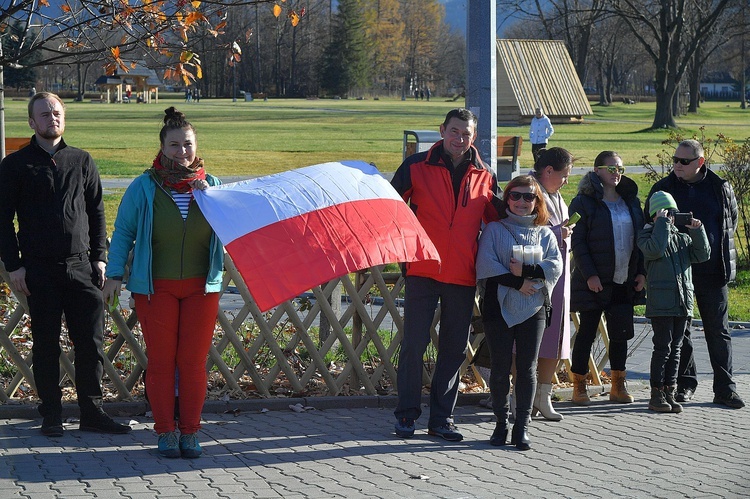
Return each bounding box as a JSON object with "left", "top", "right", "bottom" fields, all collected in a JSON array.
[
  {"left": 1, "top": 255, "right": 489, "bottom": 403},
  {"left": 0, "top": 253, "right": 636, "bottom": 404}
]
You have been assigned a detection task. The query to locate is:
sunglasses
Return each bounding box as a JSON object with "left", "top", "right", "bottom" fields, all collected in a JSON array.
[
  {"left": 597, "top": 165, "right": 626, "bottom": 174},
  {"left": 507, "top": 191, "right": 536, "bottom": 202},
  {"left": 672, "top": 156, "right": 699, "bottom": 165}
]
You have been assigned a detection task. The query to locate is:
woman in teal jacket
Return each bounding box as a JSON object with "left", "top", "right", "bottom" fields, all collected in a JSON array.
[{"left": 103, "top": 107, "right": 223, "bottom": 459}]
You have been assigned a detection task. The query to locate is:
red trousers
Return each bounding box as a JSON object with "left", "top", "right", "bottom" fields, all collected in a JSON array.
[{"left": 134, "top": 277, "right": 220, "bottom": 434}]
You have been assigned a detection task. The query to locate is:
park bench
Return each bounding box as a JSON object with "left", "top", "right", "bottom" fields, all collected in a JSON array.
[
  {"left": 5, "top": 137, "right": 30, "bottom": 155},
  {"left": 496, "top": 135, "right": 522, "bottom": 181}
]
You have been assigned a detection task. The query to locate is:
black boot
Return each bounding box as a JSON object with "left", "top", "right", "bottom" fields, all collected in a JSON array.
[
  {"left": 490, "top": 398, "right": 509, "bottom": 446},
  {"left": 79, "top": 397, "right": 131, "bottom": 434},
  {"left": 510, "top": 419, "right": 531, "bottom": 451},
  {"left": 490, "top": 421, "right": 508, "bottom": 446}
]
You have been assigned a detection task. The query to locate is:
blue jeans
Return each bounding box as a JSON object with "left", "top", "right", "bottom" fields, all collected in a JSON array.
[
  {"left": 649, "top": 316, "right": 688, "bottom": 387},
  {"left": 677, "top": 283, "right": 735, "bottom": 395},
  {"left": 394, "top": 276, "right": 475, "bottom": 428}
]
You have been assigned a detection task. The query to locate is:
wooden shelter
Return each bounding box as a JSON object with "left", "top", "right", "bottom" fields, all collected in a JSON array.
[
  {"left": 94, "top": 61, "right": 162, "bottom": 103},
  {"left": 496, "top": 39, "right": 592, "bottom": 125}
]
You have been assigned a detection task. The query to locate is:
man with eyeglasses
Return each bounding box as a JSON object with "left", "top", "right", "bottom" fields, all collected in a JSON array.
[
  {"left": 391, "top": 108, "right": 503, "bottom": 441},
  {"left": 645, "top": 139, "right": 743, "bottom": 409}
]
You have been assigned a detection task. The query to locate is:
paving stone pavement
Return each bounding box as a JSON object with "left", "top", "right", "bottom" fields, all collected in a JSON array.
[{"left": 1, "top": 321, "right": 748, "bottom": 498}]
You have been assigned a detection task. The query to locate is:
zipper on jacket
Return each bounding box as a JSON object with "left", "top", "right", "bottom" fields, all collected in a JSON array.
[
  {"left": 462, "top": 176, "right": 471, "bottom": 208},
  {"left": 180, "top": 216, "right": 187, "bottom": 280}
]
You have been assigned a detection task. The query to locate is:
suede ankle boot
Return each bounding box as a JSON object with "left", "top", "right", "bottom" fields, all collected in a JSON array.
[
  {"left": 663, "top": 385, "right": 683, "bottom": 413},
  {"left": 648, "top": 387, "right": 672, "bottom": 412},
  {"left": 610, "top": 370, "right": 634, "bottom": 404},
  {"left": 572, "top": 373, "right": 591, "bottom": 405}
]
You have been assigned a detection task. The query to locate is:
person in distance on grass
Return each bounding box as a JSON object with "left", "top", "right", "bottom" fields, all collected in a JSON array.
[
  {"left": 529, "top": 107, "right": 554, "bottom": 161},
  {"left": 103, "top": 107, "right": 225, "bottom": 458},
  {"left": 638, "top": 191, "right": 709, "bottom": 413},
  {"left": 644, "top": 139, "right": 744, "bottom": 409},
  {"left": 391, "top": 108, "right": 502, "bottom": 442},
  {"left": 0, "top": 92, "right": 131, "bottom": 437}
]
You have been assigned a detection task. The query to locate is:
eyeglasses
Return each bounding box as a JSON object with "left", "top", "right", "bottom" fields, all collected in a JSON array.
[
  {"left": 597, "top": 165, "right": 626, "bottom": 174},
  {"left": 507, "top": 191, "right": 536, "bottom": 202},
  {"left": 672, "top": 156, "right": 699, "bottom": 165}
]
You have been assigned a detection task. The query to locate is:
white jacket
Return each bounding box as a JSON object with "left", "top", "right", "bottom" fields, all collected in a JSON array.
[{"left": 529, "top": 115, "right": 554, "bottom": 145}]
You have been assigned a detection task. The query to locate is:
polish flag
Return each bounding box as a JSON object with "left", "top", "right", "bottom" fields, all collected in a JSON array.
[{"left": 194, "top": 161, "right": 439, "bottom": 312}]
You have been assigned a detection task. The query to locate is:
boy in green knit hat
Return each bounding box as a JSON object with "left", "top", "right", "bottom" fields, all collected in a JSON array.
[{"left": 638, "top": 191, "right": 710, "bottom": 413}]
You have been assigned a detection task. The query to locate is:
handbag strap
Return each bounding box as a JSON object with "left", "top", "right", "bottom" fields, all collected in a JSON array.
[
  {"left": 498, "top": 220, "right": 541, "bottom": 247},
  {"left": 497, "top": 221, "right": 550, "bottom": 307}
]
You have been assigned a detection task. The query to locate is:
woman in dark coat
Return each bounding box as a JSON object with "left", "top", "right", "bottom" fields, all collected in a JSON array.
[{"left": 568, "top": 151, "right": 646, "bottom": 405}]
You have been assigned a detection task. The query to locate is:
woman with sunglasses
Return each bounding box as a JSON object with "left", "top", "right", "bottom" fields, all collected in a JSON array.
[
  {"left": 568, "top": 151, "right": 646, "bottom": 406},
  {"left": 477, "top": 175, "right": 562, "bottom": 450}
]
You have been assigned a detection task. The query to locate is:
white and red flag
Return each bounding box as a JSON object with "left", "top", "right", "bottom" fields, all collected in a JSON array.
[{"left": 194, "top": 161, "right": 439, "bottom": 312}]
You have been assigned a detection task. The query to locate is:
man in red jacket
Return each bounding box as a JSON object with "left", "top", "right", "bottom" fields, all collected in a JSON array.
[{"left": 392, "top": 108, "right": 502, "bottom": 441}]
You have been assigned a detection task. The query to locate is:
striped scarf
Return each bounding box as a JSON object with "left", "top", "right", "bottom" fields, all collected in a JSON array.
[{"left": 150, "top": 152, "right": 206, "bottom": 193}]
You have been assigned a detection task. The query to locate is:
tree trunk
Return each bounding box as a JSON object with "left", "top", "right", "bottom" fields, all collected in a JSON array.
[
  {"left": 652, "top": 87, "right": 677, "bottom": 129},
  {"left": 688, "top": 70, "right": 700, "bottom": 113},
  {"left": 742, "top": 22, "right": 747, "bottom": 110},
  {"left": 76, "top": 63, "right": 84, "bottom": 101},
  {"left": 290, "top": 25, "right": 298, "bottom": 96},
  {"left": 687, "top": 45, "right": 702, "bottom": 113},
  {"left": 575, "top": 27, "right": 592, "bottom": 85}
]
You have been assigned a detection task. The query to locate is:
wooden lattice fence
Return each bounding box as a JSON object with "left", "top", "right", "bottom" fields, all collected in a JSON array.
[
  {"left": 0, "top": 252, "right": 644, "bottom": 405},
  {"left": 0, "top": 255, "right": 489, "bottom": 404}
]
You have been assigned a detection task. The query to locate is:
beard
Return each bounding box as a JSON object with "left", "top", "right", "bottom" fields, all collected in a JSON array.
[{"left": 36, "top": 125, "right": 64, "bottom": 140}]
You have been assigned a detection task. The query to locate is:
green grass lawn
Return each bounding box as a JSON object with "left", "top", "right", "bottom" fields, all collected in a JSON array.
[
  {"left": 8, "top": 95, "right": 748, "bottom": 320},
  {"left": 3, "top": 96, "right": 749, "bottom": 177}
]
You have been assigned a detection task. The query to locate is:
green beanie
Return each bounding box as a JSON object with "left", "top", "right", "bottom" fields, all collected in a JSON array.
[{"left": 649, "top": 191, "right": 678, "bottom": 217}]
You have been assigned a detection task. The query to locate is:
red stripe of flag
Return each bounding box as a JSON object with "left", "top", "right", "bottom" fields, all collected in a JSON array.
[{"left": 225, "top": 197, "right": 438, "bottom": 312}]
